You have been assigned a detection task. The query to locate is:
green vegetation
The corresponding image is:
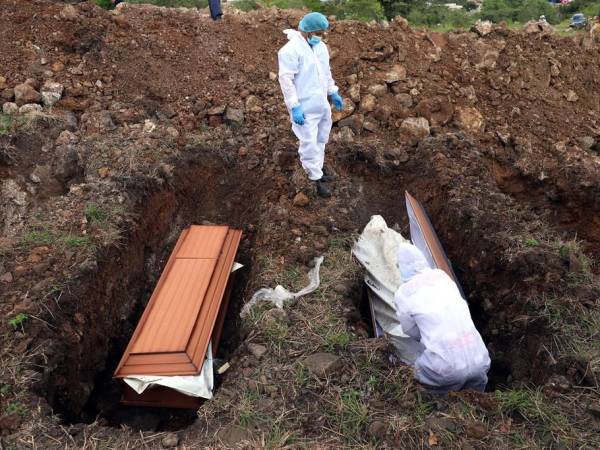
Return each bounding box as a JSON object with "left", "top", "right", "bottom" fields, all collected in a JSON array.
[
  {"left": 525, "top": 238, "right": 539, "bottom": 247},
  {"left": 335, "top": 389, "right": 369, "bottom": 442},
  {"left": 542, "top": 295, "right": 600, "bottom": 371},
  {"left": 91, "top": 0, "right": 600, "bottom": 30},
  {"left": 9, "top": 313, "right": 29, "bottom": 331},
  {"left": 62, "top": 234, "right": 93, "bottom": 249},
  {"left": 20, "top": 227, "right": 55, "bottom": 248},
  {"left": 324, "top": 328, "right": 353, "bottom": 351},
  {"left": 5, "top": 402, "right": 26, "bottom": 416},
  {"left": 0, "top": 385, "right": 11, "bottom": 397},
  {"left": 238, "top": 389, "right": 260, "bottom": 427},
  {"left": 0, "top": 114, "right": 12, "bottom": 135},
  {"left": 495, "top": 388, "right": 568, "bottom": 434},
  {"left": 481, "top": 0, "right": 557, "bottom": 24},
  {"left": 84, "top": 203, "right": 108, "bottom": 224},
  {"left": 20, "top": 225, "right": 95, "bottom": 252}
]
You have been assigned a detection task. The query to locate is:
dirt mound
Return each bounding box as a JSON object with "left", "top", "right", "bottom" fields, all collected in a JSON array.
[{"left": 1, "top": 1, "right": 599, "bottom": 448}]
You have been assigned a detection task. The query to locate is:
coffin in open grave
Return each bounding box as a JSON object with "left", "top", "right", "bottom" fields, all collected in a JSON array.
[{"left": 114, "top": 225, "right": 242, "bottom": 409}]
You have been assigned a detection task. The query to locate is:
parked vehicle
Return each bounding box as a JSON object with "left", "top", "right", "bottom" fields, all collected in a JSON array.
[{"left": 570, "top": 13, "right": 588, "bottom": 29}]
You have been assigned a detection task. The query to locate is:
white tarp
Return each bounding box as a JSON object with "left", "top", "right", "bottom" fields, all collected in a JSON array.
[
  {"left": 352, "top": 215, "right": 426, "bottom": 364},
  {"left": 240, "top": 256, "right": 324, "bottom": 318},
  {"left": 124, "top": 342, "right": 214, "bottom": 399}
]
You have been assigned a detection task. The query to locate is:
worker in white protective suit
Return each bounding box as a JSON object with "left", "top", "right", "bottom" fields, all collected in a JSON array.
[
  {"left": 394, "top": 243, "right": 491, "bottom": 395},
  {"left": 277, "top": 12, "right": 344, "bottom": 198}
]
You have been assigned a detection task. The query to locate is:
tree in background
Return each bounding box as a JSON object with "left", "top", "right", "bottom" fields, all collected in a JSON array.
[
  {"left": 343, "top": 0, "right": 385, "bottom": 20},
  {"left": 516, "top": 0, "right": 557, "bottom": 23},
  {"left": 481, "top": 0, "right": 558, "bottom": 23}
]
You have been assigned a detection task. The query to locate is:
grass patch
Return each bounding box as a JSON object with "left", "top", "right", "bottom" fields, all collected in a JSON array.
[
  {"left": 525, "top": 238, "right": 540, "bottom": 247},
  {"left": 541, "top": 296, "right": 600, "bottom": 371},
  {"left": 61, "top": 234, "right": 93, "bottom": 249},
  {"left": 495, "top": 387, "right": 568, "bottom": 436},
  {"left": 84, "top": 203, "right": 108, "bottom": 224},
  {"left": 556, "top": 238, "right": 593, "bottom": 286},
  {"left": 262, "top": 424, "right": 297, "bottom": 449},
  {"left": 0, "top": 114, "right": 12, "bottom": 135},
  {"left": 8, "top": 314, "right": 28, "bottom": 331},
  {"left": 294, "top": 363, "right": 310, "bottom": 387},
  {"left": 263, "top": 315, "right": 290, "bottom": 345},
  {"left": 255, "top": 255, "right": 306, "bottom": 291},
  {"left": 495, "top": 388, "right": 545, "bottom": 422},
  {"left": 20, "top": 227, "right": 56, "bottom": 248},
  {"left": 335, "top": 389, "right": 369, "bottom": 443},
  {"left": 5, "top": 402, "right": 26, "bottom": 416},
  {"left": 324, "top": 329, "right": 354, "bottom": 352},
  {"left": 232, "top": 0, "right": 259, "bottom": 11},
  {"left": 237, "top": 389, "right": 260, "bottom": 428}
]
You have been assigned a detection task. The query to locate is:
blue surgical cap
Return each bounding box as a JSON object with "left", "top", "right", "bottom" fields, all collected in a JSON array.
[{"left": 299, "top": 12, "right": 329, "bottom": 32}]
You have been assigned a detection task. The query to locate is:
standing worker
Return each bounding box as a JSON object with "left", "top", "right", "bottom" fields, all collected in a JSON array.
[
  {"left": 277, "top": 12, "right": 344, "bottom": 198},
  {"left": 394, "top": 243, "right": 491, "bottom": 394}
]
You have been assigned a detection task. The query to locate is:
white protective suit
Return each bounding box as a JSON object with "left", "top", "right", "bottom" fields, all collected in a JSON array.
[
  {"left": 278, "top": 30, "right": 338, "bottom": 181},
  {"left": 394, "top": 243, "right": 491, "bottom": 394}
]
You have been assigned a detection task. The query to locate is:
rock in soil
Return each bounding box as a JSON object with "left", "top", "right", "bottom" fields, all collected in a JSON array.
[
  {"left": 248, "top": 343, "right": 267, "bottom": 358},
  {"left": 426, "top": 416, "right": 457, "bottom": 432},
  {"left": 587, "top": 402, "right": 600, "bottom": 419},
  {"left": 14, "top": 83, "right": 41, "bottom": 106},
  {"left": 293, "top": 192, "right": 310, "bottom": 207},
  {"left": 0, "top": 413, "right": 22, "bottom": 433},
  {"left": 217, "top": 425, "right": 252, "bottom": 447},
  {"left": 2, "top": 102, "right": 18, "bottom": 115},
  {"left": 303, "top": 352, "right": 342, "bottom": 378},
  {"left": 465, "top": 421, "right": 487, "bottom": 439},
  {"left": 161, "top": 432, "right": 179, "bottom": 448},
  {"left": 0, "top": 272, "right": 14, "bottom": 283},
  {"left": 40, "top": 81, "right": 64, "bottom": 107}
]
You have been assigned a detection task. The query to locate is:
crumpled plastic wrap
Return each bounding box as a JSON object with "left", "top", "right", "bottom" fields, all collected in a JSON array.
[{"left": 240, "top": 256, "right": 324, "bottom": 318}]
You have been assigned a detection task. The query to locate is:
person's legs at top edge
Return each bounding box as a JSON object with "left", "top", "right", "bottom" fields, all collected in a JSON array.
[{"left": 208, "top": 0, "right": 222, "bottom": 20}]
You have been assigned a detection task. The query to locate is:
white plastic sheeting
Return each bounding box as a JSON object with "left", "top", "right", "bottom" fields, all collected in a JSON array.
[
  {"left": 352, "top": 216, "right": 426, "bottom": 364},
  {"left": 240, "top": 256, "right": 324, "bottom": 318},
  {"left": 124, "top": 342, "right": 214, "bottom": 399}
]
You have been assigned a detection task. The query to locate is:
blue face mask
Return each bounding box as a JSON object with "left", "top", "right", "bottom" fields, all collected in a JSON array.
[{"left": 308, "top": 36, "right": 321, "bottom": 47}]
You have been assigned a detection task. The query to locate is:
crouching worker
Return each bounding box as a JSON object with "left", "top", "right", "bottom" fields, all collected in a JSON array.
[{"left": 394, "top": 243, "right": 491, "bottom": 395}]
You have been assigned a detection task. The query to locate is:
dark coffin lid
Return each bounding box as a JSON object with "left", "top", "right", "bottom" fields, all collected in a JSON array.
[{"left": 405, "top": 191, "right": 465, "bottom": 298}]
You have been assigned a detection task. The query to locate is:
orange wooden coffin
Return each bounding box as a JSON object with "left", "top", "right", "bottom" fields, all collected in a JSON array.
[{"left": 114, "top": 225, "right": 241, "bottom": 406}]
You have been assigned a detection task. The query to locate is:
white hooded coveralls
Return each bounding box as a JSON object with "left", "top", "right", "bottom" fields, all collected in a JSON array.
[
  {"left": 278, "top": 30, "right": 339, "bottom": 181},
  {"left": 394, "top": 244, "right": 491, "bottom": 393}
]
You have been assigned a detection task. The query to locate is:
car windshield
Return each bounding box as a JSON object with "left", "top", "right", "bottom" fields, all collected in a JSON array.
[{"left": 573, "top": 14, "right": 584, "bottom": 19}]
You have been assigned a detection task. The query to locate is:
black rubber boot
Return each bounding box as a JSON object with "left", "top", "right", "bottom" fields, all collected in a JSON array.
[{"left": 315, "top": 180, "right": 332, "bottom": 198}]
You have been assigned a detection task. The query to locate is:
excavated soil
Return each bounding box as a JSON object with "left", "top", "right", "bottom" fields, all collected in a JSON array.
[{"left": 1, "top": 0, "right": 600, "bottom": 448}]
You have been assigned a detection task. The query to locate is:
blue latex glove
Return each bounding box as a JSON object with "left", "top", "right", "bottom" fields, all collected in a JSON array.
[
  {"left": 330, "top": 92, "right": 344, "bottom": 111},
  {"left": 291, "top": 105, "right": 305, "bottom": 125}
]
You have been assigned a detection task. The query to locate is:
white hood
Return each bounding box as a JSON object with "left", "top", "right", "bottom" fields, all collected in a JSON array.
[{"left": 283, "top": 29, "right": 304, "bottom": 41}]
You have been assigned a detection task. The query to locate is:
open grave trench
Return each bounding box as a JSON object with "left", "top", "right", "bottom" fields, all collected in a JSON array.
[{"left": 36, "top": 137, "right": 596, "bottom": 430}]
